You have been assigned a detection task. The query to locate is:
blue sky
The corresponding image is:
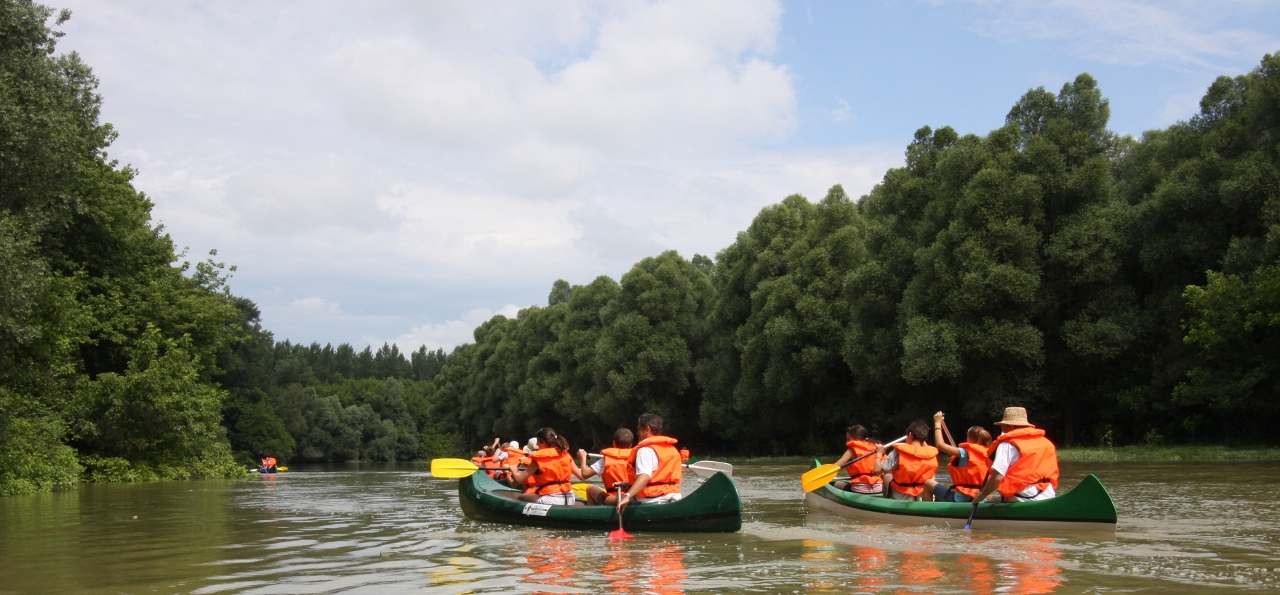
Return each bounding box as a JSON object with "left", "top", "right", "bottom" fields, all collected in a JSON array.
[{"left": 54, "top": 0, "right": 1280, "bottom": 351}]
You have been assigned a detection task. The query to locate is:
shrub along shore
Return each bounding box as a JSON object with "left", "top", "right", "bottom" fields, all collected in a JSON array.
[{"left": 5, "top": 2, "right": 1280, "bottom": 496}]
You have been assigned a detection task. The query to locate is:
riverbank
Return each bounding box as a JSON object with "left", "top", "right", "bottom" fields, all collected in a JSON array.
[
  {"left": 1056, "top": 445, "right": 1280, "bottom": 461},
  {"left": 718, "top": 445, "right": 1280, "bottom": 465}
]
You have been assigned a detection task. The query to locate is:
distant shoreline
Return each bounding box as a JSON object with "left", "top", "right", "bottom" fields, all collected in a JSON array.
[{"left": 712, "top": 445, "right": 1280, "bottom": 464}]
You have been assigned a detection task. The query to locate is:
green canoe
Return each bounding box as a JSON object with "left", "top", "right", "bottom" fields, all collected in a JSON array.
[
  {"left": 457, "top": 469, "right": 742, "bottom": 533},
  {"left": 805, "top": 460, "right": 1117, "bottom": 532}
]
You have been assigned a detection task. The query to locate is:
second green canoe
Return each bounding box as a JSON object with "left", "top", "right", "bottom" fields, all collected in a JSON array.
[
  {"left": 458, "top": 469, "right": 742, "bottom": 533},
  {"left": 805, "top": 460, "right": 1117, "bottom": 532}
]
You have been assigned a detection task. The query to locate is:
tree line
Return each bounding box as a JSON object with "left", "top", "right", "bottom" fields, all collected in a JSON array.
[
  {"left": 4, "top": 0, "right": 1280, "bottom": 496},
  {"left": 431, "top": 54, "right": 1280, "bottom": 455}
]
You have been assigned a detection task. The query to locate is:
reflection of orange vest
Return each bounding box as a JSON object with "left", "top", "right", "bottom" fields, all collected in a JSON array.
[
  {"left": 628, "top": 436, "right": 682, "bottom": 498},
  {"left": 530, "top": 448, "right": 573, "bottom": 495},
  {"left": 948, "top": 442, "right": 992, "bottom": 497},
  {"left": 987, "top": 427, "right": 1058, "bottom": 498},
  {"left": 600, "top": 447, "right": 634, "bottom": 490},
  {"left": 844, "top": 439, "right": 883, "bottom": 486},
  {"left": 889, "top": 442, "right": 939, "bottom": 496}
]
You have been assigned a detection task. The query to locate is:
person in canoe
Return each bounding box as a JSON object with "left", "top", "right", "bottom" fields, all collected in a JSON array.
[
  {"left": 260, "top": 456, "right": 278, "bottom": 473},
  {"left": 923, "top": 411, "right": 992, "bottom": 503},
  {"left": 974, "top": 407, "right": 1060, "bottom": 503},
  {"left": 506, "top": 427, "right": 586, "bottom": 506},
  {"left": 616, "top": 413, "right": 683, "bottom": 512},
  {"left": 576, "top": 428, "right": 635, "bottom": 505},
  {"left": 831, "top": 425, "right": 884, "bottom": 495},
  {"left": 878, "top": 419, "right": 939, "bottom": 501}
]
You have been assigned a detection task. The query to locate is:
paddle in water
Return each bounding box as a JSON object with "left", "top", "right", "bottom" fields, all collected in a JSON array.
[
  {"left": 609, "top": 487, "right": 633, "bottom": 540},
  {"left": 964, "top": 469, "right": 993, "bottom": 530}
]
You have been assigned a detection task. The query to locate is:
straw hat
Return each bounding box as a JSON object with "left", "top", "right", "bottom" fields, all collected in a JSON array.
[{"left": 994, "top": 406, "right": 1032, "bottom": 427}]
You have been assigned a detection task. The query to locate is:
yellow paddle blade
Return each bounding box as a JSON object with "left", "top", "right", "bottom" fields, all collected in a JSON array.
[
  {"left": 801, "top": 464, "right": 842, "bottom": 493},
  {"left": 572, "top": 483, "right": 589, "bottom": 501},
  {"left": 277, "top": 466, "right": 288, "bottom": 471},
  {"left": 430, "top": 458, "right": 480, "bottom": 478}
]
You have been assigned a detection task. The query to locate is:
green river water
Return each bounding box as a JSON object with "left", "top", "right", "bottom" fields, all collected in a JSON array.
[{"left": 1, "top": 461, "right": 1277, "bottom": 594}]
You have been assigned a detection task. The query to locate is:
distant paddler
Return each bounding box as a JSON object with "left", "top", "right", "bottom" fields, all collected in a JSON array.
[
  {"left": 260, "top": 456, "right": 278, "bottom": 474},
  {"left": 973, "top": 407, "right": 1059, "bottom": 503},
  {"left": 616, "top": 413, "right": 683, "bottom": 512},
  {"left": 577, "top": 428, "right": 634, "bottom": 506},
  {"left": 923, "top": 411, "right": 993, "bottom": 503}
]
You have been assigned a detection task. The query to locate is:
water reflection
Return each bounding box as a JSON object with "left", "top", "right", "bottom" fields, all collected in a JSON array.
[{"left": 0, "top": 462, "right": 1276, "bottom": 594}]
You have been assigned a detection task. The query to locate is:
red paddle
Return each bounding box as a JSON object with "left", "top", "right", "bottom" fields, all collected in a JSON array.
[{"left": 609, "top": 487, "right": 633, "bottom": 540}]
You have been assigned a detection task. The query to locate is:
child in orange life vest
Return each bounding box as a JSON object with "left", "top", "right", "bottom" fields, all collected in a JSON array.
[
  {"left": 973, "top": 407, "right": 1060, "bottom": 503},
  {"left": 506, "top": 427, "right": 586, "bottom": 506},
  {"left": 922, "top": 411, "right": 992, "bottom": 503},
  {"left": 577, "top": 428, "right": 635, "bottom": 506},
  {"left": 616, "top": 413, "right": 683, "bottom": 513},
  {"left": 878, "top": 419, "right": 939, "bottom": 501},
  {"left": 831, "top": 424, "right": 884, "bottom": 495}
]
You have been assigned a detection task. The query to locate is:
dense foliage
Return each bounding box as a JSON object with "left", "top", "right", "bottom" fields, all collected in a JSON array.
[
  {"left": 5, "top": 0, "right": 1280, "bottom": 496},
  {"left": 434, "top": 57, "right": 1280, "bottom": 454}
]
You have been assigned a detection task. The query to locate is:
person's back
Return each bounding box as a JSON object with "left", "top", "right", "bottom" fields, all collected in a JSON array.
[
  {"left": 509, "top": 427, "right": 583, "bottom": 506},
  {"left": 578, "top": 428, "right": 635, "bottom": 505},
  {"left": 881, "top": 419, "right": 938, "bottom": 501},
  {"left": 983, "top": 408, "right": 1058, "bottom": 502},
  {"left": 832, "top": 425, "right": 883, "bottom": 494},
  {"left": 617, "top": 413, "right": 683, "bottom": 511}
]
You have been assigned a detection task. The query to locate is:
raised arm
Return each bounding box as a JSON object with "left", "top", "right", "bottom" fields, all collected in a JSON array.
[{"left": 932, "top": 411, "right": 961, "bottom": 457}]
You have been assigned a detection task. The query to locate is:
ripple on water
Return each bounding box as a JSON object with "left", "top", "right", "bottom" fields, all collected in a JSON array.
[{"left": 1, "top": 462, "right": 1279, "bottom": 593}]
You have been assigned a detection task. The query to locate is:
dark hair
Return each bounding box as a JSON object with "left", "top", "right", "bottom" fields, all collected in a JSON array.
[
  {"left": 906, "top": 419, "right": 930, "bottom": 442},
  {"left": 968, "top": 426, "right": 992, "bottom": 446},
  {"left": 637, "top": 413, "right": 664, "bottom": 435},
  {"left": 613, "top": 428, "right": 634, "bottom": 448},
  {"left": 846, "top": 425, "right": 868, "bottom": 440},
  {"left": 482, "top": 445, "right": 496, "bottom": 455},
  {"left": 535, "top": 427, "right": 569, "bottom": 453}
]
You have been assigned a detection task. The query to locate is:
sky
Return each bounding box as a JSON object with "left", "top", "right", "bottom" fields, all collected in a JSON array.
[{"left": 52, "top": 0, "right": 1280, "bottom": 352}]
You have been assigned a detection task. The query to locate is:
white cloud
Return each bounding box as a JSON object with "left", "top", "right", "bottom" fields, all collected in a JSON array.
[
  {"left": 946, "top": 0, "right": 1280, "bottom": 69},
  {"left": 290, "top": 296, "right": 342, "bottom": 316},
  {"left": 55, "top": 0, "right": 898, "bottom": 347},
  {"left": 381, "top": 305, "right": 525, "bottom": 352}
]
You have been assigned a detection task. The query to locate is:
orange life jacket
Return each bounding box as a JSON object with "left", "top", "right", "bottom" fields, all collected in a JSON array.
[
  {"left": 679, "top": 448, "right": 691, "bottom": 462},
  {"left": 529, "top": 448, "right": 574, "bottom": 495},
  {"left": 628, "top": 436, "right": 682, "bottom": 499},
  {"left": 844, "top": 439, "right": 883, "bottom": 486},
  {"left": 948, "top": 442, "right": 992, "bottom": 497},
  {"left": 262, "top": 457, "right": 276, "bottom": 468},
  {"left": 889, "top": 442, "right": 939, "bottom": 496},
  {"left": 600, "top": 447, "right": 635, "bottom": 491},
  {"left": 987, "top": 427, "right": 1059, "bottom": 499}
]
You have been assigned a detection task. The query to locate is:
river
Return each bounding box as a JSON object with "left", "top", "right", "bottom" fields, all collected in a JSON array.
[{"left": 1, "top": 461, "right": 1276, "bottom": 594}]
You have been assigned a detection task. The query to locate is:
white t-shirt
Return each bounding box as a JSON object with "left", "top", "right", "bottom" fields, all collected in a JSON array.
[
  {"left": 495, "top": 451, "right": 509, "bottom": 463},
  {"left": 589, "top": 458, "right": 605, "bottom": 475},
  {"left": 990, "top": 442, "right": 1056, "bottom": 501},
  {"left": 633, "top": 446, "right": 682, "bottom": 504}
]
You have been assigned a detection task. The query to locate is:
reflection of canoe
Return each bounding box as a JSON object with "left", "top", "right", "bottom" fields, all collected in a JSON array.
[
  {"left": 457, "top": 469, "right": 742, "bottom": 533},
  {"left": 804, "top": 460, "right": 1117, "bottom": 532}
]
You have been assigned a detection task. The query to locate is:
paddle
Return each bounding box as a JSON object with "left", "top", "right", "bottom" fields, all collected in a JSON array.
[
  {"left": 572, "top": 483, "right": 590, "bottom": 500},
  {"left": 430, "top": 458, "right": 525, "bottom": 478},
  {"left": 609, "top": 487, "right": 633, "bottom": 540},
  {"left": 801, "top": 436, "right": 907, "bottom": 493},
  {"left": 964, "top": 469, "right": 993, "bottom": 530},
  {"left": 585, "top": 453, "right": 733, "bottom": 478}
]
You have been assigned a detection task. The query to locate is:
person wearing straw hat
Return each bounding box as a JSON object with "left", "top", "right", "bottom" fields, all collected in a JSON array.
[{"left": 974, "top": 407, "right": 1060, "bottom": 503}]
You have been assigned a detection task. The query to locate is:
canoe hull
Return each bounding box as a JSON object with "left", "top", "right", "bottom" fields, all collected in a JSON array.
[
  {"left": 804, "top": 460, "right": 1117, "bottom": 533},
  {"left": 457, "top": 469, "right": 742, "bottom": 533}
]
